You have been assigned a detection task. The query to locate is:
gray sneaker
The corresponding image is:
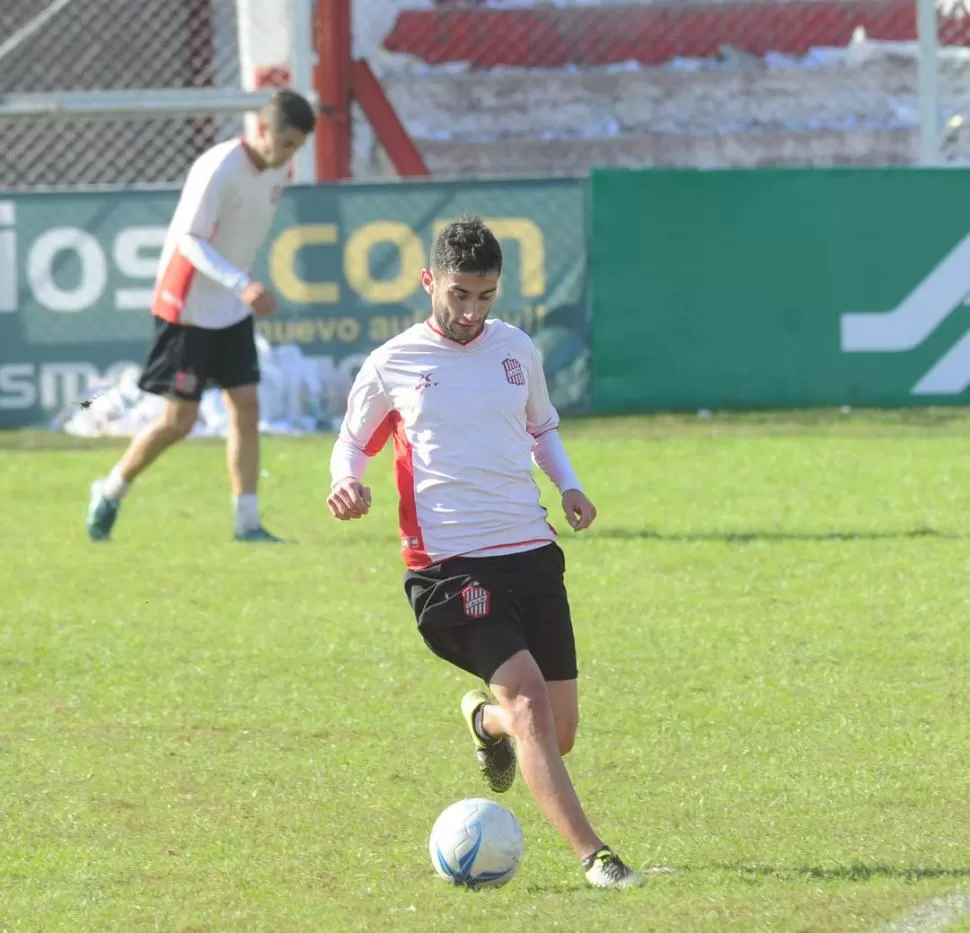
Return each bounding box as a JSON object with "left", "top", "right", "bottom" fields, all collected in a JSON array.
[{"left": 87, "top": 480, "right": 121, "bottom": 542}]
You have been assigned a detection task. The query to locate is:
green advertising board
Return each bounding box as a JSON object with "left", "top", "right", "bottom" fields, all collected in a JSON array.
[
  {"left": 0, "top": 178, "right": 588, "bottom": 428},
  {"left": 590, "top": 167, "right": 970, "bottom": 412}
]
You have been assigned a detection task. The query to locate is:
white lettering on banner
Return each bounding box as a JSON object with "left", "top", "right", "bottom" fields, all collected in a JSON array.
[
  {"left": 39, "top": 362, "right": 100, "bottom": 408},
  {"left": 0, "top": 202, "right": 15, "bottom": 314},
  {"left": 0, "top": 363, "right": 34, "bottom": 409},
  {"left": 114, "top": 227, "right": 166, "bottom": 310},
  {"left": 840, "top": 233, "right": 970, "bottom": 395},
  {"left": 910, "top": 331, "right": 970, "bottom": 395},
  {"left": 28, "top": 228, "right": 108, "bottom": 312},
  {"left": 2, "top": 215, "right": 167, "bottom": 313},
  {"left": 0, "top": 361, "right": 140, "bottom": 411}
]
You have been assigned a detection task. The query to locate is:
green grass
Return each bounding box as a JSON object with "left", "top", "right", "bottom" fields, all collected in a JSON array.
[{"left": 4, "top": 409, "right": 970, "bottom": 932}]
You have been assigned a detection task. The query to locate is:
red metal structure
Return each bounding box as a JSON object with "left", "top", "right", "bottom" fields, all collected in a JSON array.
[{"left": 314, "top": 0, "right": 429, "bottom": 180}]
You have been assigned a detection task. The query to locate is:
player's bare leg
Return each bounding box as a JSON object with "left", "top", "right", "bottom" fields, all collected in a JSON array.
[
  {"left": 224, "top": 385, "right": 260, "bottom": 497},
  {"left": 224, "top": 385, "right": 278, "bottom": 542},
  {"left": 486, "top": 650, "right": 643, "bottom": 889},
  {"left": 473, "top": 678, "right": 575, "bottom": 781},
  {"left": 543, "top": 679, "right": 579, "bottom": 755},
  {"left": 465, "top": 678, "right": 576, "bottom": 794},
  {"left": 487, "top": 651, "right": 600, "bottom": 855},
  {"left": 118, "top": 398, "right": 200, "bottom": 481},
  {"left": 87, "top": 399, "right": 199, "bottom": 541}
]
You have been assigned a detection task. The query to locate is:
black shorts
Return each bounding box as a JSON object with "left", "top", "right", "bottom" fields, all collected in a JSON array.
[
  {"left": 137, "top": 315, "right": 260, "bottom": 402},
  {"left": 404, "top": 543, "right": 578, "bottom": 684}
]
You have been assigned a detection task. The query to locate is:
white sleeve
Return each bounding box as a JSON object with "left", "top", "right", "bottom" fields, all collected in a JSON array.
[
  {"left": 525, "top": 337, "right": 560, "bottom": 437},
  {"left": 178, "top": 234, "right": 250, "bottom": 295},
  {"left": 181, "top": 155, "right": 230, "bottom": 239},
  {"left": 526, "top": 338, "right": 583, "bottom": 493},
  {"left": 533, "top": 429, "right": 582, "bottom": 494},
  {"left": 330, "top": 356, "right": 394, "bottom": 487},
  {"left": 175, "top": 157, "right": 250, "bottom": 294}
]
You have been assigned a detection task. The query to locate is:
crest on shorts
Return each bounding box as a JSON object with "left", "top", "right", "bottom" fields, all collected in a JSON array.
[
  {"left": 461, "top": 584, "right": 491, "bottom": 618},
  {"left": 502, "top": 356, "right": 525, "bottom": 386},
  {"left": 175, "top": 371, "right": 198, "bottom": 394}
]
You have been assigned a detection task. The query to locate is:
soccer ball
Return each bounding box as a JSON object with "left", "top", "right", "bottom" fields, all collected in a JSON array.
[{"left": 429, "top": 798, "right": 525, "bottom": 889}]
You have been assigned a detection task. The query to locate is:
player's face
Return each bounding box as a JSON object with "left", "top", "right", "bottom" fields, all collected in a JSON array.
[
  {"left": 422, "top": 269, "right": 499, "bottom": 343},
  {"left": 258, "top": 123, "right": 308, "bottom": 168}
]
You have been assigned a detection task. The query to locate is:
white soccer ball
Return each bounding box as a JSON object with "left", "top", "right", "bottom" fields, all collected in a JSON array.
[{"left": 429, "top": 798, "right": 525, "bottom": 889}]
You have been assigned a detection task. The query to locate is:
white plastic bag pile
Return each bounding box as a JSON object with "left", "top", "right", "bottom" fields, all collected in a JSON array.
[{"left": 56, "top": 337, "right": 351, "bottom": 439}]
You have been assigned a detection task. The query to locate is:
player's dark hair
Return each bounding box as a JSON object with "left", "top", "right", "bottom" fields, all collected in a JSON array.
[
  {"left": 261, "top": 88, "right": 316, "bottom": 135},
  {"left": 430, "top": 216, "right": 503, "bottom": 276}
]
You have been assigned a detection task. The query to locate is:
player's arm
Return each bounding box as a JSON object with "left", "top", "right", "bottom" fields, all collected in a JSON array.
[
  {"left": 176, "top": 161, "right": 275, "bottom": 316},
  {"left": 328, "top": 356, "right": 393, "bottom": 521},
  {"left": 525, "top": 341, "right": 597, "bottom": 531}
]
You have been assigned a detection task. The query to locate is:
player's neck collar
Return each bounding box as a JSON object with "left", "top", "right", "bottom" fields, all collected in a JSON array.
[
  {"left": 239, "top": 138, "right": 268, "bottom": 172},
  {"left": 425, "top": 317, "right": 488, "bottom": 348}
]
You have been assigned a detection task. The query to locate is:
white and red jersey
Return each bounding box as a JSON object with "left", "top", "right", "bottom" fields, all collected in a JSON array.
[
  {"left": 152, "top": 138, "right": 286, "bottom": 329},
  {"left": 331, "top": 318, "right": 583, "bottom": 570}
]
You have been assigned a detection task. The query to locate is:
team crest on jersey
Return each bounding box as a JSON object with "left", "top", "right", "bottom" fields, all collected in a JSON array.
[
  {"left": 415, "top": 371, "right": 438, "bottom": 391},
  {"left": 461, "top": 584, "right": 491, "bottom": 618},
  {"left": 502, "top": 356, "right": 525, "bottom": 386}
]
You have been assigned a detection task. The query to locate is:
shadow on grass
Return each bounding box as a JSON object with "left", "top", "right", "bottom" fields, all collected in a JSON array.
[
  {"left": 717, "top": 862, "right": 970, "bottom": 882},
  {"left": 0, "top": 431, "right": 226, "bottom": 452},
  {"left": 523, "top": 862, "right": 970, "bottom": 893},
  {"left": 584, "top": 527, "right": 962, "bottom": 544},
  {"left": 565, "top": 406, "right": 970, "bottom": 438}
]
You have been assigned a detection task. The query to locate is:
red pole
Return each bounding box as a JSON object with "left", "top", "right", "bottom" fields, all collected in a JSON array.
[
  {"left": 314, "top": 0, "right": 352, "bottom": 180},
  {"left": 352, "top": 59, "right": 429, "bottom": 177}
]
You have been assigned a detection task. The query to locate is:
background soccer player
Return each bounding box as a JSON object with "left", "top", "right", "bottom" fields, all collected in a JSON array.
[
  {"left": 86, "top": 89, "right": 316, "bottom": 543},
  {"left": 327, "top": 217, "right": 644, "bottom": 889}
]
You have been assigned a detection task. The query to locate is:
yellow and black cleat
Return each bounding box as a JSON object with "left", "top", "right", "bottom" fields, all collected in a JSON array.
[{"left": 460, "top": 689, "right": 517, "bottom": 794}]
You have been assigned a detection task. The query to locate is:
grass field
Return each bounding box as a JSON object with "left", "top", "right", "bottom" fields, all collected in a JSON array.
[{"left": 5, "top": 409, "right": 970, "bottom": 932}]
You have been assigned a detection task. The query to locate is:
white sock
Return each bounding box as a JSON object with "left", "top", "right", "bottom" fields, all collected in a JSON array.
[
  {"left": 102, "top": 465, "right": 131, "bottom": 501},
  {"left": 234, "top": 494, "right": 260, "bottom": 534}
]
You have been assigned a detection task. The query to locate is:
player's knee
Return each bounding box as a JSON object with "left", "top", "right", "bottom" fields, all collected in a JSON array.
[
  {"left": 557, "top": 717, "right": 578, "bottom": 756},
  {"left": 504, "top": 682, "right": 555, "bottom": 742},
  {"left": 227, "top": 393, "right": 260, "bottom": 433},
  {"left": 161, "top": 404, "right": 198, "bottom": 441}
]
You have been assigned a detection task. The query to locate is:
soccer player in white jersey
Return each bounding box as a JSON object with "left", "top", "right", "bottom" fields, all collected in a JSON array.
[
  {"left": 327, "top": 217, "right": 644, "bottom": 889},
  {"left": 86, "top": 89, "right": 315, "bottom": 543}
]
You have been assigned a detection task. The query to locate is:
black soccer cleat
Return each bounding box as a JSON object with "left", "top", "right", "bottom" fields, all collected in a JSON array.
[{"left": 461, "top": 689, "right": 517, "bottom": 793}]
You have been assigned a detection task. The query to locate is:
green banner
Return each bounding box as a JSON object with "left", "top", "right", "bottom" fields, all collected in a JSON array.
[
  {"left": 0, "top": 178, "right": 588, "bottom": 427},
  {"left": 590, "top": 167, "right": 970, "bottom": 412}
]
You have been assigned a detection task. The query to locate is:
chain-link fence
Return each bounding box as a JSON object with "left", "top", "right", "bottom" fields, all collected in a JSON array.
[
  {"left": 0, "top": 0, "right": 303, "bottom": 189},
  {"left": 6, "top": 0, "right": 970, "bottom": 185},
  {"left": 351, "top": 0, "right": 970, "bottom": 175},
  {"left": 935, "top": 6, "right": 970, "bottom": 162}
]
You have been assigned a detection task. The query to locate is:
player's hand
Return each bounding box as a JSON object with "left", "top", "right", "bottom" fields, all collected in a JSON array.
[
  {"left": 562, "top": 489, "right": 597, "bottom": 531},
  {"left": 240, "top": 281, "right": 277, "bottom": 318},
  {"left": 328, "top": 476, "right": 372, "bottom": 521}
]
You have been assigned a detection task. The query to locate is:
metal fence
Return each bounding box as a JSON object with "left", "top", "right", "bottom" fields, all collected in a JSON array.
[
  {"left": 359, "top": 0, "right": 969, "bottom": 175},
  {"left": 4, "top": 0, "right": 970, "bottom": 182},
  {"left": 0, "top": 0, "right": 306, "bottom": 189}
]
